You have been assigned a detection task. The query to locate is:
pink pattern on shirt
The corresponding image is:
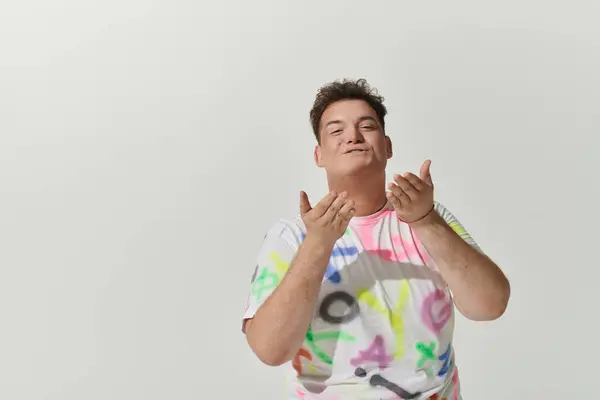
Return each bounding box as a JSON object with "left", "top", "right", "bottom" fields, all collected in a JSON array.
[
  {"left": 354, "top": 210, "right": 430, "bottom": 264},
  {"left": 421, "top": 289, "right": 452, "bottom": 334},
  {"left": 451, "top": 367, "right": 459, "bottom": 400}
]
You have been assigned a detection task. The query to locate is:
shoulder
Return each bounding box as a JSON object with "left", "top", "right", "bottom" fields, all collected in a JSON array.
[
  {"left": 432, "top": 201, "right": 456, "bottom": 222},
  {"left": 432, "top": 201, "right": 482, "bottom": 249},
  {"left": 433, "top": 201, "right": 449, "bottom": 214},
  {"left": 262, "top": 215, "right": 306, "bottom": 248}
]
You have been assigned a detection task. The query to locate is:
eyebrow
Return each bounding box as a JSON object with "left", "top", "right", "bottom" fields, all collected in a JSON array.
[
  {"left": 324, "top": 119, "right": 343, "bottom": 128},
  {"left": 324, "top": 116, "right": 378, "bottom": 128},
  {"left": 357, "top": 116, "right": 378, "bottom": 124}
]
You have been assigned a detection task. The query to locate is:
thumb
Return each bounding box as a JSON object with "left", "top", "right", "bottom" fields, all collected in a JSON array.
[
  {"left": 299, "top": 191, "right": 312, "bottom": 215},
  {"left": 420, "top": 159, "right": 433, "bottom": 186}
]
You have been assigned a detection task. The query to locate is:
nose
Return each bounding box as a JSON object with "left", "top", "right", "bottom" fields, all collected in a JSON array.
[{"left": 345, "top": 126, "right": 364, "bottom": 143}]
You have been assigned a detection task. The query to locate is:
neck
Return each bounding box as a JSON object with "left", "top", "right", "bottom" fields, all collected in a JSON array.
[{"left": 327, "top": 172, "right": 388, "bottom": 217}]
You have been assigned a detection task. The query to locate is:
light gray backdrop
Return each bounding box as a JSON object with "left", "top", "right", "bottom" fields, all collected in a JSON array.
[{"left": 1, "top": 0, "right": 598, "bottom": 399}]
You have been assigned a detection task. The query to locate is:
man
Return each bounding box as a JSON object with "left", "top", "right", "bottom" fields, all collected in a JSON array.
[{"left": 241, "top": 79, "right": 510, "bottom": 399}]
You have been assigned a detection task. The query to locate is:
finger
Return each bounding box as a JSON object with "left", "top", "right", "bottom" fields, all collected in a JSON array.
[
  {"left": 335, "top": 199, "right": 355, "bottom": 224},
  {"left": 392, "top": 175, "right": 418, "bottom": 199},
  {"left": 420, "top": 159, "right": 433, "bottom": 186},
  {"left": 339, "top": 208, "right": 356, "bottom": 229},
  {"left": 386, "top": 189, "right": 403, "bottom": 209},
  {"left": 403, "top": 172, "right": 427, "bottom": 191},
  {"left": 299, "top": 191, "right": 312, "bottom": 215},
  {"left": 387, "top": 182, "right": 410, "bottom": 206},
  {"left": 311, "top": 191, "right": 338, "bottom": 217},
  {"left": 323, "top": 192, "right": 348, "bottom": 221}
]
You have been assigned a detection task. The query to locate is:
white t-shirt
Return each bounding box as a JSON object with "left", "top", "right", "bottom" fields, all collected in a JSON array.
[{"left": 242, "top": 201, "right": 481, "bottom": 400}]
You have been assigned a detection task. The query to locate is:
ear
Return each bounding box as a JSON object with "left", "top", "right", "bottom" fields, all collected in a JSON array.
[
  {"left": 385, "top": 135, "right": 393, "bottom": 159},
  {"left": 314, "top": 145, "right": 325, "bottom": 168}
]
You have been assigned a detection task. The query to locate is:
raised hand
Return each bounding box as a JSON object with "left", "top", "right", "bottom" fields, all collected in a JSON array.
[
  {"left": 299, "top": 190, "right": 355, "bottom": 246},
  {"left": 386, "top": 159, "right": 435, "bottom": 224}
]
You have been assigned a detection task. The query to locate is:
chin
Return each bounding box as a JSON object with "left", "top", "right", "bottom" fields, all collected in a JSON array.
[{"left": 338, "top": 163, "right": 380, "bottom": 177}]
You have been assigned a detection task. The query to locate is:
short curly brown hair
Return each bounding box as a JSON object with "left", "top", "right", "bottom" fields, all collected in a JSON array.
[{"left": 309, "top": 78, "right": 387, "bottom": 143}]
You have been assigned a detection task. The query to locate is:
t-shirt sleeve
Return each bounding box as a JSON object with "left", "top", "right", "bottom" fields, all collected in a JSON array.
[
  {"left": 434, "top": 202, "right": 483, "bottom": 253},
  {"left": 241, "top": 219, "right": 301, "bottom": 333}
]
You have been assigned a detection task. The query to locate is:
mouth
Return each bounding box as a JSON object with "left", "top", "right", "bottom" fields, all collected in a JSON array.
[{"left": 345, "top": 149, "right": 368, "bottom": 154}]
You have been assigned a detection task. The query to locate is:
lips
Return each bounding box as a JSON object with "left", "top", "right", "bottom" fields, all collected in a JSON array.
[{"left": 345, "top": 148, "right": 368, "bottom": 154}]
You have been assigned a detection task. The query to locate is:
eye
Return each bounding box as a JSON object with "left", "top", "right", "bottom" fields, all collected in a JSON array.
[
  {"left": 361, "top": 125, "right": 375, "bottom": 130},
  {"left": 331, "top": 129, "right": 342, "bottom": 135}
]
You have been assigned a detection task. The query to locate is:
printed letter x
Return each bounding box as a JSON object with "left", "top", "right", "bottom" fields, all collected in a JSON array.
[
  {"left": 305, "top": 325, "right": 355, "bottom": 365},
  {"left": 416, "top": 341, "right": 437, "bottom": 368}
]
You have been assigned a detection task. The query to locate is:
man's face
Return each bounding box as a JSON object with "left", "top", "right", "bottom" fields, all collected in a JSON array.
[{"left": 314, "top": 99, "right": 392, "bottom": 177}]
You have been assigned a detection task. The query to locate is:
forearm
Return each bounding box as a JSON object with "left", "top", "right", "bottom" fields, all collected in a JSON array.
[
  {"left": 411, "top": 212, "right": 510, "bottom": 321},
  {"left": 246, "top": 234, "right": 333, "bottom": 365}
]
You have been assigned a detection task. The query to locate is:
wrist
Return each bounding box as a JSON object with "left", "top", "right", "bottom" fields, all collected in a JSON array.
[
  {"left": 303, "top": 232, "right": 336, "bottom": 252},
  {"left": 408, "top": 207, "right": 443, "bottom": 229}
]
